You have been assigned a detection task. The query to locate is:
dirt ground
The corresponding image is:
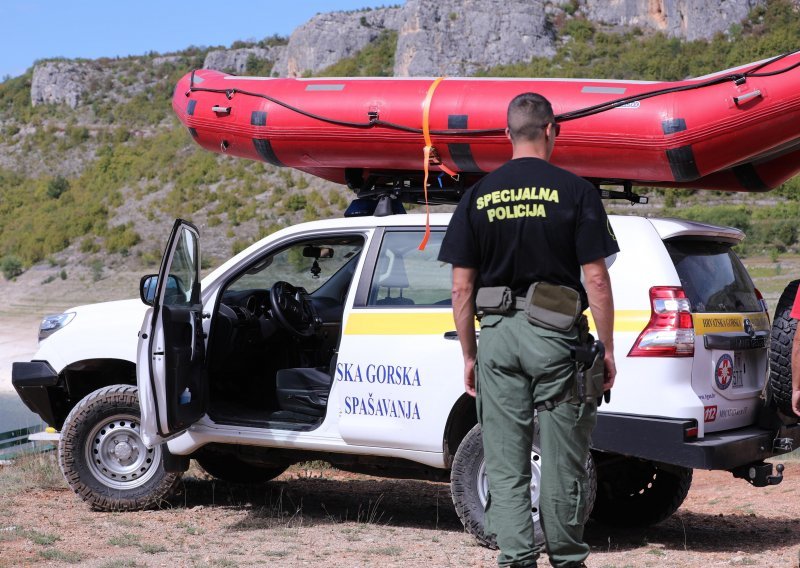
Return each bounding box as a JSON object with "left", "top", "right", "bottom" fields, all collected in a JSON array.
[
  {"left": 3, "top": 249, "right": 800, "bottom": 567},
  {"left": 1, "top": 456, "right": 799, "bottom": 568}
]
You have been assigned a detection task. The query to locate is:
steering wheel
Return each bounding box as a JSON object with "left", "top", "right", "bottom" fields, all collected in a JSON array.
[{"left": 269, "top": 281, "right": 321, "bottom": 338}]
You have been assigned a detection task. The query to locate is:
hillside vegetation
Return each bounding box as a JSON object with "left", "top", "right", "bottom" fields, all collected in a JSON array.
[{"left": 0, "top": 0, "right": 799, "bottom": 281}]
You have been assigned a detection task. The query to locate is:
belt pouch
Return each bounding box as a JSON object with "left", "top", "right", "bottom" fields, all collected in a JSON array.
[
  {"left": 475, "top": 286, "right": 513, "bottom": 316},
  {"left": 524, "top": 282, "right": 581, "bottom": 331}
]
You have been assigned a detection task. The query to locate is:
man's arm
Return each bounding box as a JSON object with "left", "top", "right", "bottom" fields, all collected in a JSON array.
[
  {"left": 791, "top": 328, "right": 800, "bottom": 416},
  {"left": 582, "top": 258, "right": 616, "bottom": 390},
  {"left": 451, "top": 266, "right": 479, "bottom": 397}
]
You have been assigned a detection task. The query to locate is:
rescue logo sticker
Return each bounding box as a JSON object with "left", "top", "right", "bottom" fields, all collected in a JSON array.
[
  {"left": 337, "top": 362, "right": 423, "bottom": 421},
  {"left": 715, "top": 354, "right": 733, "bottom": 390},
  {"left": 704, "top": 405, "right": 717, "bottom": 422}
]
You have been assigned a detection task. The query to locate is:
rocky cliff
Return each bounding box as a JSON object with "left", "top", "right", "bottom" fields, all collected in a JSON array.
[
  {"left": 584, "top": 0, "right": 763, "bottom": 41},
  {"left": 270, "top": 7, "right": 403, "bottom": 77},
  {"left": 32, "top": 0, "right": 775, "bottom": 103},
  {"left": 255, "top": 0, "right": 769, "bottom": 78}
]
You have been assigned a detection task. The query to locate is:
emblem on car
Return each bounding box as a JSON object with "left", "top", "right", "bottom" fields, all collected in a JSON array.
[{"left": 743, "top": 318, "right": 754, "bottom": 337}]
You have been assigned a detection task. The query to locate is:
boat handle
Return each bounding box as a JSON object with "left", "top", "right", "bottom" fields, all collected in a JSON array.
[
  {"left": 212, "top": 105, "right": 231, "bottom": 114},
  {"left": 733, "top": 90, "right": 762, "bottom": 106}
]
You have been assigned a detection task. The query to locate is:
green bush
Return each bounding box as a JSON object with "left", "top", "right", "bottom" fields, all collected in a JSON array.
[
  {"left": 1, "top": 255, "right": 23, "bottom": 280},
  {"left": 46, "top": 176, "right": 70, "bottom": 199},
  {"left": 317, "top": 30, "right": 397, "bottom": 77}
]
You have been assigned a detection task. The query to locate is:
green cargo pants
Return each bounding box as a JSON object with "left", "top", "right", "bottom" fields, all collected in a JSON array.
[{"left": 476, "top": 311, "right": 597, "bottom": 568}]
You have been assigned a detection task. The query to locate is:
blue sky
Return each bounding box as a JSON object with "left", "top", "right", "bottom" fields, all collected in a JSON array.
[{"left": 0, "top": 1, "right": 391, "bottom": 79}]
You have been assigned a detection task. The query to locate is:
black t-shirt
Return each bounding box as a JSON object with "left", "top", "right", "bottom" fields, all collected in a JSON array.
[{"left": 438, "top": 157, "right": 619, "bottom": 308}]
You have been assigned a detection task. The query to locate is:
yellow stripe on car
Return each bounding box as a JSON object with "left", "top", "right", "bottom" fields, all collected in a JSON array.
[{"left": 345, "top": 310, "right": 654, "bottom": 336}]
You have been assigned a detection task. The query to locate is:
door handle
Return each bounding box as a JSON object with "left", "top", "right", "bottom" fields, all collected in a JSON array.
[{"left": 444, "top": 330, "right": 480, "bottom": 340}]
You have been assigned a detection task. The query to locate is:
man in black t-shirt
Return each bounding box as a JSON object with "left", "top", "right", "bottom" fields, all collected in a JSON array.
[{"left": 439, "top": 93, "right": 618, "bottom": 568}]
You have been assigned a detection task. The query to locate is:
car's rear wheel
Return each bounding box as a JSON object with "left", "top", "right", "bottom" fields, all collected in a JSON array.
[
  {"left": 768, "top": 279, "right": 800, "bottom": 419},
  {"left": 590, "top": 457, "right": 691, "bottom": 527},
  {"left": 451, "top": 421, "right": 596, "bottom": 549},
  {"left": 196, "top": 453, "right": 288, "bottom": 484},
  {"left": 59, "top": 385, "right": 181, "bottom": 511}
]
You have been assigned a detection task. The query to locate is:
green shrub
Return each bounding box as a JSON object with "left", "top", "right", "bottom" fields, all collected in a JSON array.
[
  {"left": 285, "top": 194, "right": 307, "bottom": 212},
  {"left": 46, "top": 176, "right": 70, "bottom": 199},
  {"left": 317, "top": 30, "right": 397, "bottom": 77},
  {"left": 1, "top": 255, "right": 23, "bottom": 280}
]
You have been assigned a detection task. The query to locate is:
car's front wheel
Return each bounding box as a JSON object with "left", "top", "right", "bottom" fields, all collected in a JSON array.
[
  {"left": 451, "top": 421, "right": 596, "bottom": 549},
  {"left": 59, "top": 385, "right": 181, "bottom": 511}
]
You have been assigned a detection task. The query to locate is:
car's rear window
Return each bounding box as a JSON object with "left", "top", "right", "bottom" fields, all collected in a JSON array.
[{"left": 665, "top": 240, "right": 760, "bottom": 313}]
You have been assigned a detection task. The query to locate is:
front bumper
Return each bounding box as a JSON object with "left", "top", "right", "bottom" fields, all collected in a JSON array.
[
  {"left": 12, "top": 361, "right": 62, "bottom": 428},
  {"left": 592, "top": 412, "right": 800, "bottom": 471}
]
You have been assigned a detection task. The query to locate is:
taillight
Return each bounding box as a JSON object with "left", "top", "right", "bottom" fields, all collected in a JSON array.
[
  {"left": 755, "top": 288, "right": 769, "bottom": 315},
  {"left": 628, "top": 286, "right": 694, "bottom": 357}
]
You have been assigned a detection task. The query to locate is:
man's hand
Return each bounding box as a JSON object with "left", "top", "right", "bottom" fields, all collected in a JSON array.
[
  {"left": 464, "top": 357, "right": 477, "bottom": 398},
  {"left": 583, "top": 258, "right": 615, "bottom": 394},
  {"left": 603, "top": 351, "right": 616, "bottom": 391},
  {"left": 792, "top": 322, "right": 800, "bottom": 416},
  {"left": 451, "top": 266, "right": 479, "bottom": 397}
]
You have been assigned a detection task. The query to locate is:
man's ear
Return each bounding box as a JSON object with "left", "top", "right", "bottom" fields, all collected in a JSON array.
[{"left": 505, "top": 127, "right": 512, "bottom": 142}]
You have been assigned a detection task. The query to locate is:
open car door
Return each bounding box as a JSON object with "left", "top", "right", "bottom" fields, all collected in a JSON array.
[{"left": 136, "top": 219, "right": 206, "bottom": 447}]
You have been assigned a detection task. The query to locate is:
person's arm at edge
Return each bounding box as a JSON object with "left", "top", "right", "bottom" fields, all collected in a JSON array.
[
  {"left": 582, "top": 257, "right": 616, "bottom": 390},
  {"left": 452, "top": 266, "right": 479, "bottom": 397},
  {"left": 791, "top": 327, "right": 800, "bottom": 416}
]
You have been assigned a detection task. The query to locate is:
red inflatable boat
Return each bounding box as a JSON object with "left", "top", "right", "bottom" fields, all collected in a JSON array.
[{"left": 173, "top": 50, "right": 800, "bottom": 199}]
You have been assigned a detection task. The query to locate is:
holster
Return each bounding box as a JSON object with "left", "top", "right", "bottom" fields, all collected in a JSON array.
[{"left": 571, "top": 339, "right": 606, "bottom": 405}]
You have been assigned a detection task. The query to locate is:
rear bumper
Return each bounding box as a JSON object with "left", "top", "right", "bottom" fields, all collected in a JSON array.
[
  {"left": 12, "top": 361, "right": 61, "bottom": 428},
  {"left": 593, "top": 412, "right": 800, "bottom": 470}
]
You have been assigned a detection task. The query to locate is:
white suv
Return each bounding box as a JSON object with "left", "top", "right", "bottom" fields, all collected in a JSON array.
[{"left": 13, "top": 212, "right": 800, "bottom": 546}]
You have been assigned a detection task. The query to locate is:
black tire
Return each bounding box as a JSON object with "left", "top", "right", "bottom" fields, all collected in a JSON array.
[
  {"left": 58, "top": 385, "right": 181, "bottom": 511},
  {"left": 769, "top": 280, "right": 800, "bottom": 418},
  {"left": 451, "top": 421, "right": 596, "bottom": 549},
  {"left": 196, "top": 454, "right": 288, "bottom": 484},
  {"left": 590, "top": 457, "right": 692, "bottom": 527}
]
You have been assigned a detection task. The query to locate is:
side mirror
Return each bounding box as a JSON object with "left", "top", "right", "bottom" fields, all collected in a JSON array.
[
  {"left": 140, "top": 274, "right": 187, "bottom": 306},
  {"left": 140, "top": 275, "right": 158, "bottom": 306}
]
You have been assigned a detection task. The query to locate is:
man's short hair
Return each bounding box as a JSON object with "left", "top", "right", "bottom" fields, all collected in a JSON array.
[{"left": 507, "top": 93, "right": 555, "bottom": 143}]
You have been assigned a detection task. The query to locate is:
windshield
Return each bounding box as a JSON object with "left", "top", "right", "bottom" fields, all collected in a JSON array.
[{"left": 665, "top": 240, "right": 760, "bottom": 313}]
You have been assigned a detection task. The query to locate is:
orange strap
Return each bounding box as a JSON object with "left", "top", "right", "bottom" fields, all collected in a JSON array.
[{"left": 419, "top": 77, "right": 458, "bottom": 250}]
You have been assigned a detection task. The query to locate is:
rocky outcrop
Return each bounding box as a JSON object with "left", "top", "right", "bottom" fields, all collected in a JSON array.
[
  {"left": 584, "top": 0, "right": 766, "bottom": 41},
  {"left": 272, "top": 8, "right": 403, "bottom": 77},
  {"left": 394, "top": 0, "right": 557, "bottom": 76},
  {"left": 273, "top": 8, "right": 402, "bottom": 77},
  {"left": 203, "top": 46, "right": 287, "bottom": 74},
  {"left": 31, "top": 62, "right": 92, "bottom": 108},
  {"left": 27, "top": 0, "right": 774, "bottom": 106}
]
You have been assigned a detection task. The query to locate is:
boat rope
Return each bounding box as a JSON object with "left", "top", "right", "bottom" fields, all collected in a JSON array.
[
  {"left": 187, "top": 47, "right": 800, "bottom": 138},
  {"left": 419, "top": 76, "right": 459, "bottom": 250}
]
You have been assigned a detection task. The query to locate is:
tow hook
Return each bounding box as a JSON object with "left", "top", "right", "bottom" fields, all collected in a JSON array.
[
  {"left": 773, "top": 437, "right": 794, "bottom": 452},
  {"left": 731, "top": 461, "right": 784, "bottom": 487}
]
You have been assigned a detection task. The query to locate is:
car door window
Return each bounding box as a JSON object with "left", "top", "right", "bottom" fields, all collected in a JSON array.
[
  {"left": 227, "top": 236, "right": 364, "bottom": 295},
  {"left": 367, "top": 231, "right": 451, "bottom": 307},
  {"left": 164, "top": 228, "right": 198, "bottom": 306}
]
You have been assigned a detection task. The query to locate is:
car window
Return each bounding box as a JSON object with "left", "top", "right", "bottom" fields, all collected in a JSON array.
[
  {"left": 228, "top": 236, "right": 364, "bottom": 295},
  {"left": 665, "top": 240, "right": 760, "bottom": 313},
  {"left": 164, "top": 227, "right": 198, "bottom": 306},
  {"left": 368, "top": 231, "right": 452, "bottom": 307}
]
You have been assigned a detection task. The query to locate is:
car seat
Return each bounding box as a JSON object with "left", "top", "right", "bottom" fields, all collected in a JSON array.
[{"left": 371, "top": 249, "right": 414, "bottom": 305}]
